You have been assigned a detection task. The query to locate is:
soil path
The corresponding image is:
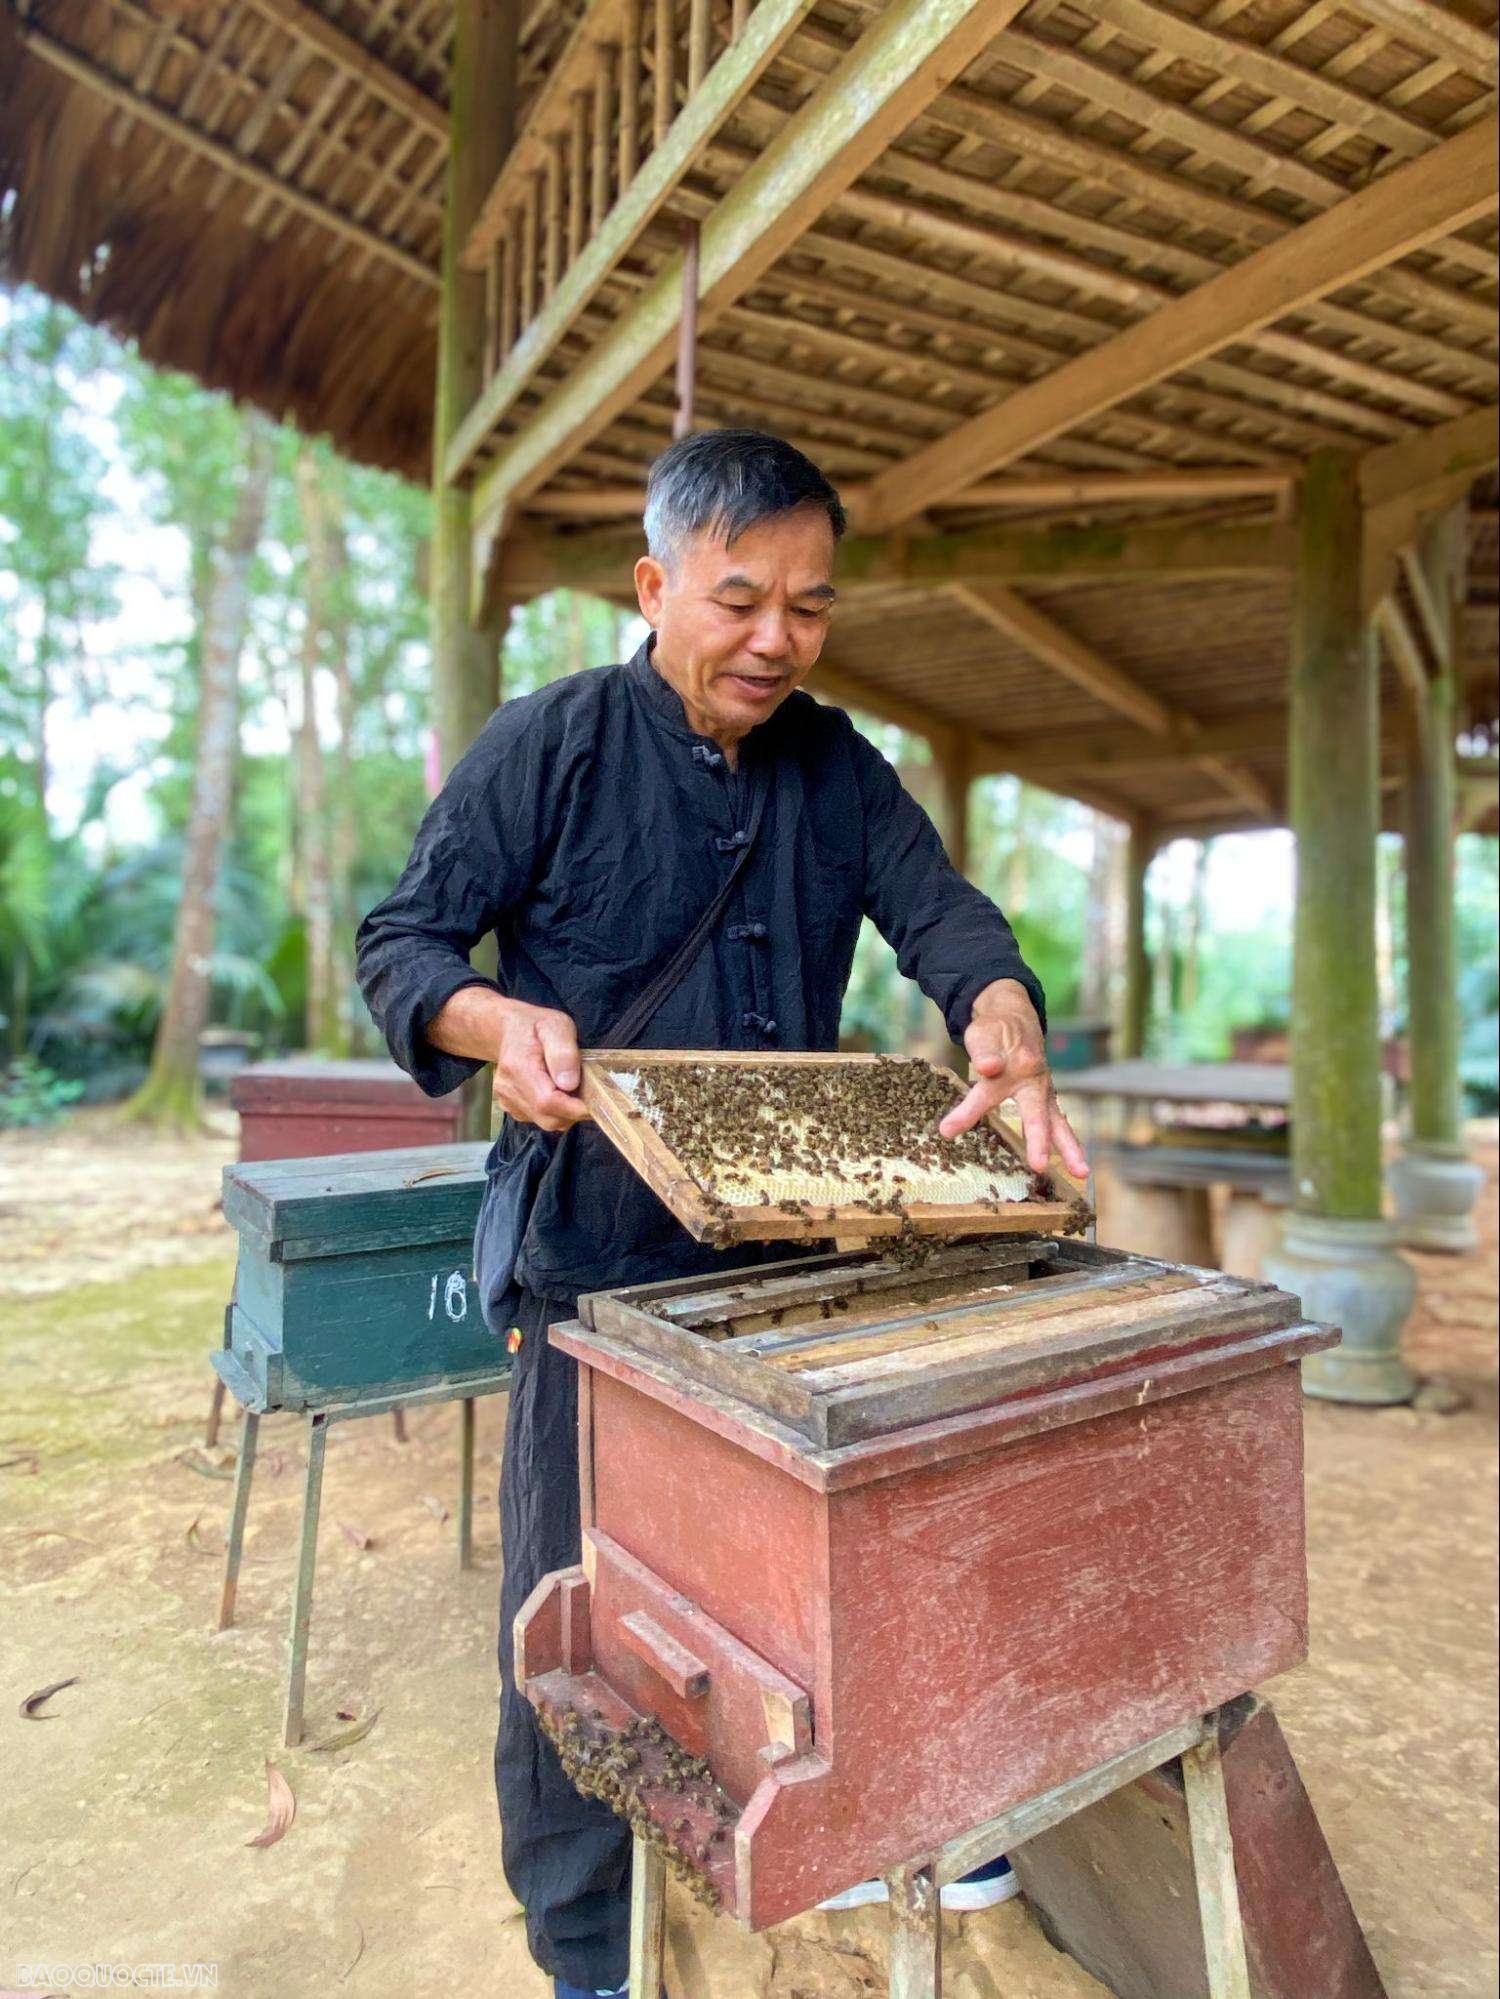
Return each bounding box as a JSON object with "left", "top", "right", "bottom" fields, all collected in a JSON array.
[{"left": 1, "top": 1119, "right": 1494, "bottom": 1997}]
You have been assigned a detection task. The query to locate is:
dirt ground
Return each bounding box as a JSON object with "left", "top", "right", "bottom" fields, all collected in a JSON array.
[{"left": 1, "top": 1111, "right": 1495, "bottom": 1998}]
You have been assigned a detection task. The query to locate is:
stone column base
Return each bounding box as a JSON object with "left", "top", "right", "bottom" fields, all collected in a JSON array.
[
  {"left": 1262, "top": 1213, "right": 1416, "bottom": 1406},
  {"left": 1388, "top": 1141, "right": 1484, "bottom": 1253}
]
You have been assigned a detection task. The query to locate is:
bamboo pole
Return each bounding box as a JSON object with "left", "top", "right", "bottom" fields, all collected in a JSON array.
[
  {"left": 569, "top": 88, "right": 589, "bottom": 257},
  {"left": 688, "top": 0, "right": 711, "bottom": 90},
  {"left": 519, "top": 173, "right": 539, "bottom": 324},
  {"left": 732, "top": 0, "right": 751, "bottom": 37},
  {"left": 544, "top": 137, "right": 564, "bottom": 296},
  {"left": 673, "top": 216, "right": 700, "bottom": 438},
  {"left": 499, "top": 221, "right": 518, "bottom": 358},
  {"left": 654, "top": 0, "right": 675, "bottom": 145},
  {"left": 618, "top": 0, "right": 642, "bottom": 187},
  {"left": 592, "top": 50, "right": 614, "bottom": 234}
]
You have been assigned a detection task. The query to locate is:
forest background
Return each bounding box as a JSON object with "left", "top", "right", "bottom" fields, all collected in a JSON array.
[{"left": 2, "top": 285, "right": 1496, "bottom": 1129}]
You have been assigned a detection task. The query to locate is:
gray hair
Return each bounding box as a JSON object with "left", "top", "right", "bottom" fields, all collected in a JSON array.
[{"left": 643, "top": 429, "right": 847, "bottom": 569}]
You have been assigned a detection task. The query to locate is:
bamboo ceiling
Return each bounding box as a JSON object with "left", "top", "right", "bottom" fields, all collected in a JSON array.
[{"left": 1, "top": 0, "right": 1496, "bottom": 834}]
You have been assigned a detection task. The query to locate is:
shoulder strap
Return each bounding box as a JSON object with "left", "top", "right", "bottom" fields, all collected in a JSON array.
[{"left": 604, "top": 769, "right": 769, "bottom": 1049}]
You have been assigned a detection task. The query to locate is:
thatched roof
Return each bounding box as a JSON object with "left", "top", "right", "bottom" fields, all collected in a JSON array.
[{"left": 0, "top": 0, "right": 585, "bottom": 477}]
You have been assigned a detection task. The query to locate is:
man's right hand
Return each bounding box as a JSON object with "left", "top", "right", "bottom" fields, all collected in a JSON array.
[{"left": 425, "top": 987, "right": 590, "bottom": 1132}]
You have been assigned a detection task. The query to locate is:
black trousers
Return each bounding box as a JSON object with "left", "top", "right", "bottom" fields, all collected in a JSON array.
[{"left": 495, "top": 1288, "right": 632, "bottom": 1989}]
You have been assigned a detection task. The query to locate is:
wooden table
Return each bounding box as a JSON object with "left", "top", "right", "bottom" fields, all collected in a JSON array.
[{"left": 1059, "top": 1062, "right": 1292, "bottom": 1273}]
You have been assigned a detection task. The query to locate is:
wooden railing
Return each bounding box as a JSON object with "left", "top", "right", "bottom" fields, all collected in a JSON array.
[{"left": 445, "top": 0, "right": 816, "bottom": 489}]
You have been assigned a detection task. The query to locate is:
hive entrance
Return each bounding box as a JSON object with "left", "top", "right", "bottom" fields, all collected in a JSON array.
[{"left": 581, "top": 1051, "right": 1089, "bottom": 1245}]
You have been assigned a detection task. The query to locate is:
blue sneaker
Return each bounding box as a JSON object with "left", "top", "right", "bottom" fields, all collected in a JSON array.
[
  {"left": 818, "top": 1854, "right": 1021, "bottom": 1912},
  {"left": 553, "top": 1983, "right": 666, "bottom": 1998}
]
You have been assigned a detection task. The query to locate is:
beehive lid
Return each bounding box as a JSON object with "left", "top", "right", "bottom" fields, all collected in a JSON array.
[
  {"left": 581, "top": 1051, "right": 1090, "bottom": 1244},
  {"left": 230, "top": 1057, "right": 439, "bottom": 1111},
  {"left": 222, "top": 1141, "right": 490, "bottom": 1258},
  {"left": 576, "top": 1236, "right": 1314, "bottom": 1449}
]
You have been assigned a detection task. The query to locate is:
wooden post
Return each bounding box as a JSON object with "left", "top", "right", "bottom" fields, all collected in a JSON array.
[
  {"left": 1289, "top": 452, "right": 1384, "bottom": 1223},
  {"left": 1120, "top": 820, "right": 1152, "bottom": 1060},
  {"left": 432, "top": 0, "right": 519, "bottom": 779},
  {"left": 930, "top": 740, "right": 972, "bottom": 1070},
  {"left": 673, "top": 216, "right": 700, "bottom": 439},
  {"left": 1392, "top": 506, "right": 1482, "bottom": 1249},
  {"left": 1265, "top": 449, "right": 1415, "bottom": 1403},
  {"left": 432, "top": 0, "right": 520, "bottom": 1143}
]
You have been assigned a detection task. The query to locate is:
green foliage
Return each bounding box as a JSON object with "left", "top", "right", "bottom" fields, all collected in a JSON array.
[{"left": 0, "top": 1055, "right": 84, "bottom": 1128}]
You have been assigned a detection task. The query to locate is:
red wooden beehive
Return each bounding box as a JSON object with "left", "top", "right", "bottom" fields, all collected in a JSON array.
[{"left": 517, "top": 1235, "right": 1334, "bottom": 1929}]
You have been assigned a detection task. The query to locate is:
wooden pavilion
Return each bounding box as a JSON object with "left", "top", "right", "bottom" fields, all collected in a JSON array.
[{"left": 2, "top": 0, "right": 1497, "bottom": 1400}]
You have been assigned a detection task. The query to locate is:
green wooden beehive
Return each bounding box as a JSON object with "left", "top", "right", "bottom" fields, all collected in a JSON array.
[{"left": 217, "top": 1142, "right": 499, "bottom": 1413}]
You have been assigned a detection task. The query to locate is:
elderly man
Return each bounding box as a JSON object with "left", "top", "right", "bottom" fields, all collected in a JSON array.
[{"left": 356, "top": 429, "right": 1085, "bottom": 1999}]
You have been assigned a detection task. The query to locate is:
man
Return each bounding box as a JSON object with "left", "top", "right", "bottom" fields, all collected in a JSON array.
[{"left": 356, "top": 429, "right": 1086, "bottom": 1998}]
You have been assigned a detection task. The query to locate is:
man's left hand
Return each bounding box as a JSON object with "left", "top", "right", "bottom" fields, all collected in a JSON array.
[{"left": 938, "top": 978, "right": 1089, "bottom": 1180}]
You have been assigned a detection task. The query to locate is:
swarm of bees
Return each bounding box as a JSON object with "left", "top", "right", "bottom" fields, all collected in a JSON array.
[
  {"left": 538, "top": 1705, "right": 733, "bottom": 1909},
  {"left": 629, "top": 1055, "right": 1038, "bottom": 1232}
]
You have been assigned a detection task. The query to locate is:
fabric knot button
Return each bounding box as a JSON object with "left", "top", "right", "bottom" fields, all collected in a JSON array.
[
  {"left": 692, "top": 744, "right": 725, "bottom": 769},
  {"left": 742, "top": 1012, "right": 778, "bottom": 1038},
  {"left": 728, "top": 922, "right": 769, "bottom": 943},
  {"left": 715, "top": 830, "right": 751, "bottom": 853}
]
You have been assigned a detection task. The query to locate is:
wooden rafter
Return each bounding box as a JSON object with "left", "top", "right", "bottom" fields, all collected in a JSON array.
[
  {"left": 240, "top": 0, "right": 447, "bottom": 138},
  {"left": 949, "top": 583, "right": 1277, "bottom": 821},
  {"left": 1375, "top": 594, "right": 1433, "bottom": 700},
  {"left": 14, "top": 18, "right": 440, "bottom": 291},
  {"left": 854, "top": 115, "right": 1500, "bottom": 532},
  {"left": 467, "top": 0, "right": 1039, "bottom": 544}
]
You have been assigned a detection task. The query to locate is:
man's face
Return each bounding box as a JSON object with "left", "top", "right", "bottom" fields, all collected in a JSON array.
[{"left": 634, "top": 503, "right": 837, "bottom": 743}]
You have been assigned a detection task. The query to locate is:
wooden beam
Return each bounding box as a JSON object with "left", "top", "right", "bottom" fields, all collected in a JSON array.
[
  {"left": 1374, "top": 593, "right": 1432, "bottom": 701},
  {"left": 856, "top": 117, "right": 1500, "bottom": 532},
  {"left": 445, "top": 0, "right": 818, "bottom": 483},
  {"left": 521, "top": 466, "right": 1301, "bottom": 519},
  {"left": 1361, "top": 407, "right": 1500, "bottom": 516},
  {"left": 951, "top": 584, "right": 1275, "bottom": 819},
  {"left": 1326, "top": 0, "right": 1498, "bottom": 87},
  {"left": 469, "top": 0, "right": 1036, "bottom": 539},
  {"left": 806, "top": 661, "right": 1133, "bottom": 820},
  {"left": 16, "top": 20, "right": 439, "bottom": 291},
  {"left": 494, "top": 516, "right": 1295, "bottom": 597},
  {"left": 241, "top": 0, "right": 447, "bottom": 137}
]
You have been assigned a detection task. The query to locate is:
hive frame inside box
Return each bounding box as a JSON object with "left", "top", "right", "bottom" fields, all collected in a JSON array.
[{"left": 580, "top": 1049, "right": 1091, "bottom": 1241}]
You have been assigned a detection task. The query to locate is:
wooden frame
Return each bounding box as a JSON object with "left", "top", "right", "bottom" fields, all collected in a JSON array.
[{"left": 580, "top": 1049, "right": 1091, "bottom": 1246}]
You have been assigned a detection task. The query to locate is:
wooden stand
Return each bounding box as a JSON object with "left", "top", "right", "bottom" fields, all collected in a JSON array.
[
  {"left": 216, "top": 1373, "right": 509, "bottom": 1747},
  {"left": 626, "top": 1711, "right": 1253, "bottom": 1999}
]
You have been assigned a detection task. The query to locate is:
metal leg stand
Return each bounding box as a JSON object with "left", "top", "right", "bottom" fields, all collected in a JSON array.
[
  {"left": 1182, "top": 1732, "right": 1253, "bottom": 1999},
  {"left": 283, "top": 1411, "right": 329, "bottom": 1748},
  {"left": 217, "top": 1408, "right": 260, "bottom": 1631},
  {"left": 628, "top": 1833, "right": 668, "bottom": 1998},
  {"left": 457, "top": 1397, "right": 476, "bottom": 1570},
  {"left": 886, "top": 1863, "right": 941, "bottom": 1999}
]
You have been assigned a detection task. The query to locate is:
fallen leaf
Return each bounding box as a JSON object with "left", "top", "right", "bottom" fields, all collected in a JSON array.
[
  {"left": 0, "top": 1455, "right": 40, "bottom": 1474},
  {"left": 13, "top": 1529, "right": 97, "bottom": 1546},
  {"left": 310, "top": 1709, "right": 381, "bottom": 1753},
  {"left": 245, "top": 1759, "right": 296, "bottom": 1848},
  {"left": 176, "top": 1449, "right": 235, "bottom": 1482},
  {"left": 336, "top": 1708, "right": 358, "bottom": 1721},
  {"left": 420, "top": 1495, "right": 449, "bottom": 1525},
  {"left": 338, "top": 1918, "right": 366, "bottom": 1983},
  {"left": 20, "top": 1676, "right": 79, "bottom": 1719},
  {"left": 339, "top": 1522, "right": 374, "bottom": 1551},
  {"left": 185, "top": 1515, "right": 221, "bottom": 1555}
]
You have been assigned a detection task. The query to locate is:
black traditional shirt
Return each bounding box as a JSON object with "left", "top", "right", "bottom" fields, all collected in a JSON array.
[{"left": 355, "top": 638, "right": 1045, "bottom": 1299}]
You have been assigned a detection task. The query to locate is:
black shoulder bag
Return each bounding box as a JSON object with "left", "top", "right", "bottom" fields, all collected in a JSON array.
[{"left": 474, "top": 773, "right": 768, "bottom": 1334}]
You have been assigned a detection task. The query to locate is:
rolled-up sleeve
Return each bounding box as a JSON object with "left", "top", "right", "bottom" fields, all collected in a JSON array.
[
  {"left": 850, "top": 726, "right": 1047, "bottom": 1041},
  {"left": 355, "top": 706, "right": 544, "bottom": 1098}
]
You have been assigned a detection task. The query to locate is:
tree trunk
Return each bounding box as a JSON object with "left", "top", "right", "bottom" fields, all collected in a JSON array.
[
  {"left": 121, "top": 415, "right": 275, "bottom": 1129},
  {"left": 1080, "top": 813, "right": 1126, "bottom": 1022},
  {"left": 293, "top": 446, "right": 341, "bottom": 1054},
  {"left": 1180, "top": 840, "right": 1209, "bottom": 1017},
  {"left": 328, "top": 511, "right": 357, "bottom": 1057}
]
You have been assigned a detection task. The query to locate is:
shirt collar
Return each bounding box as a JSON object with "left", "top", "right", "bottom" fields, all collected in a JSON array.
[{"left": 626, "top": 631, "right": 778, "bottom": 763}]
